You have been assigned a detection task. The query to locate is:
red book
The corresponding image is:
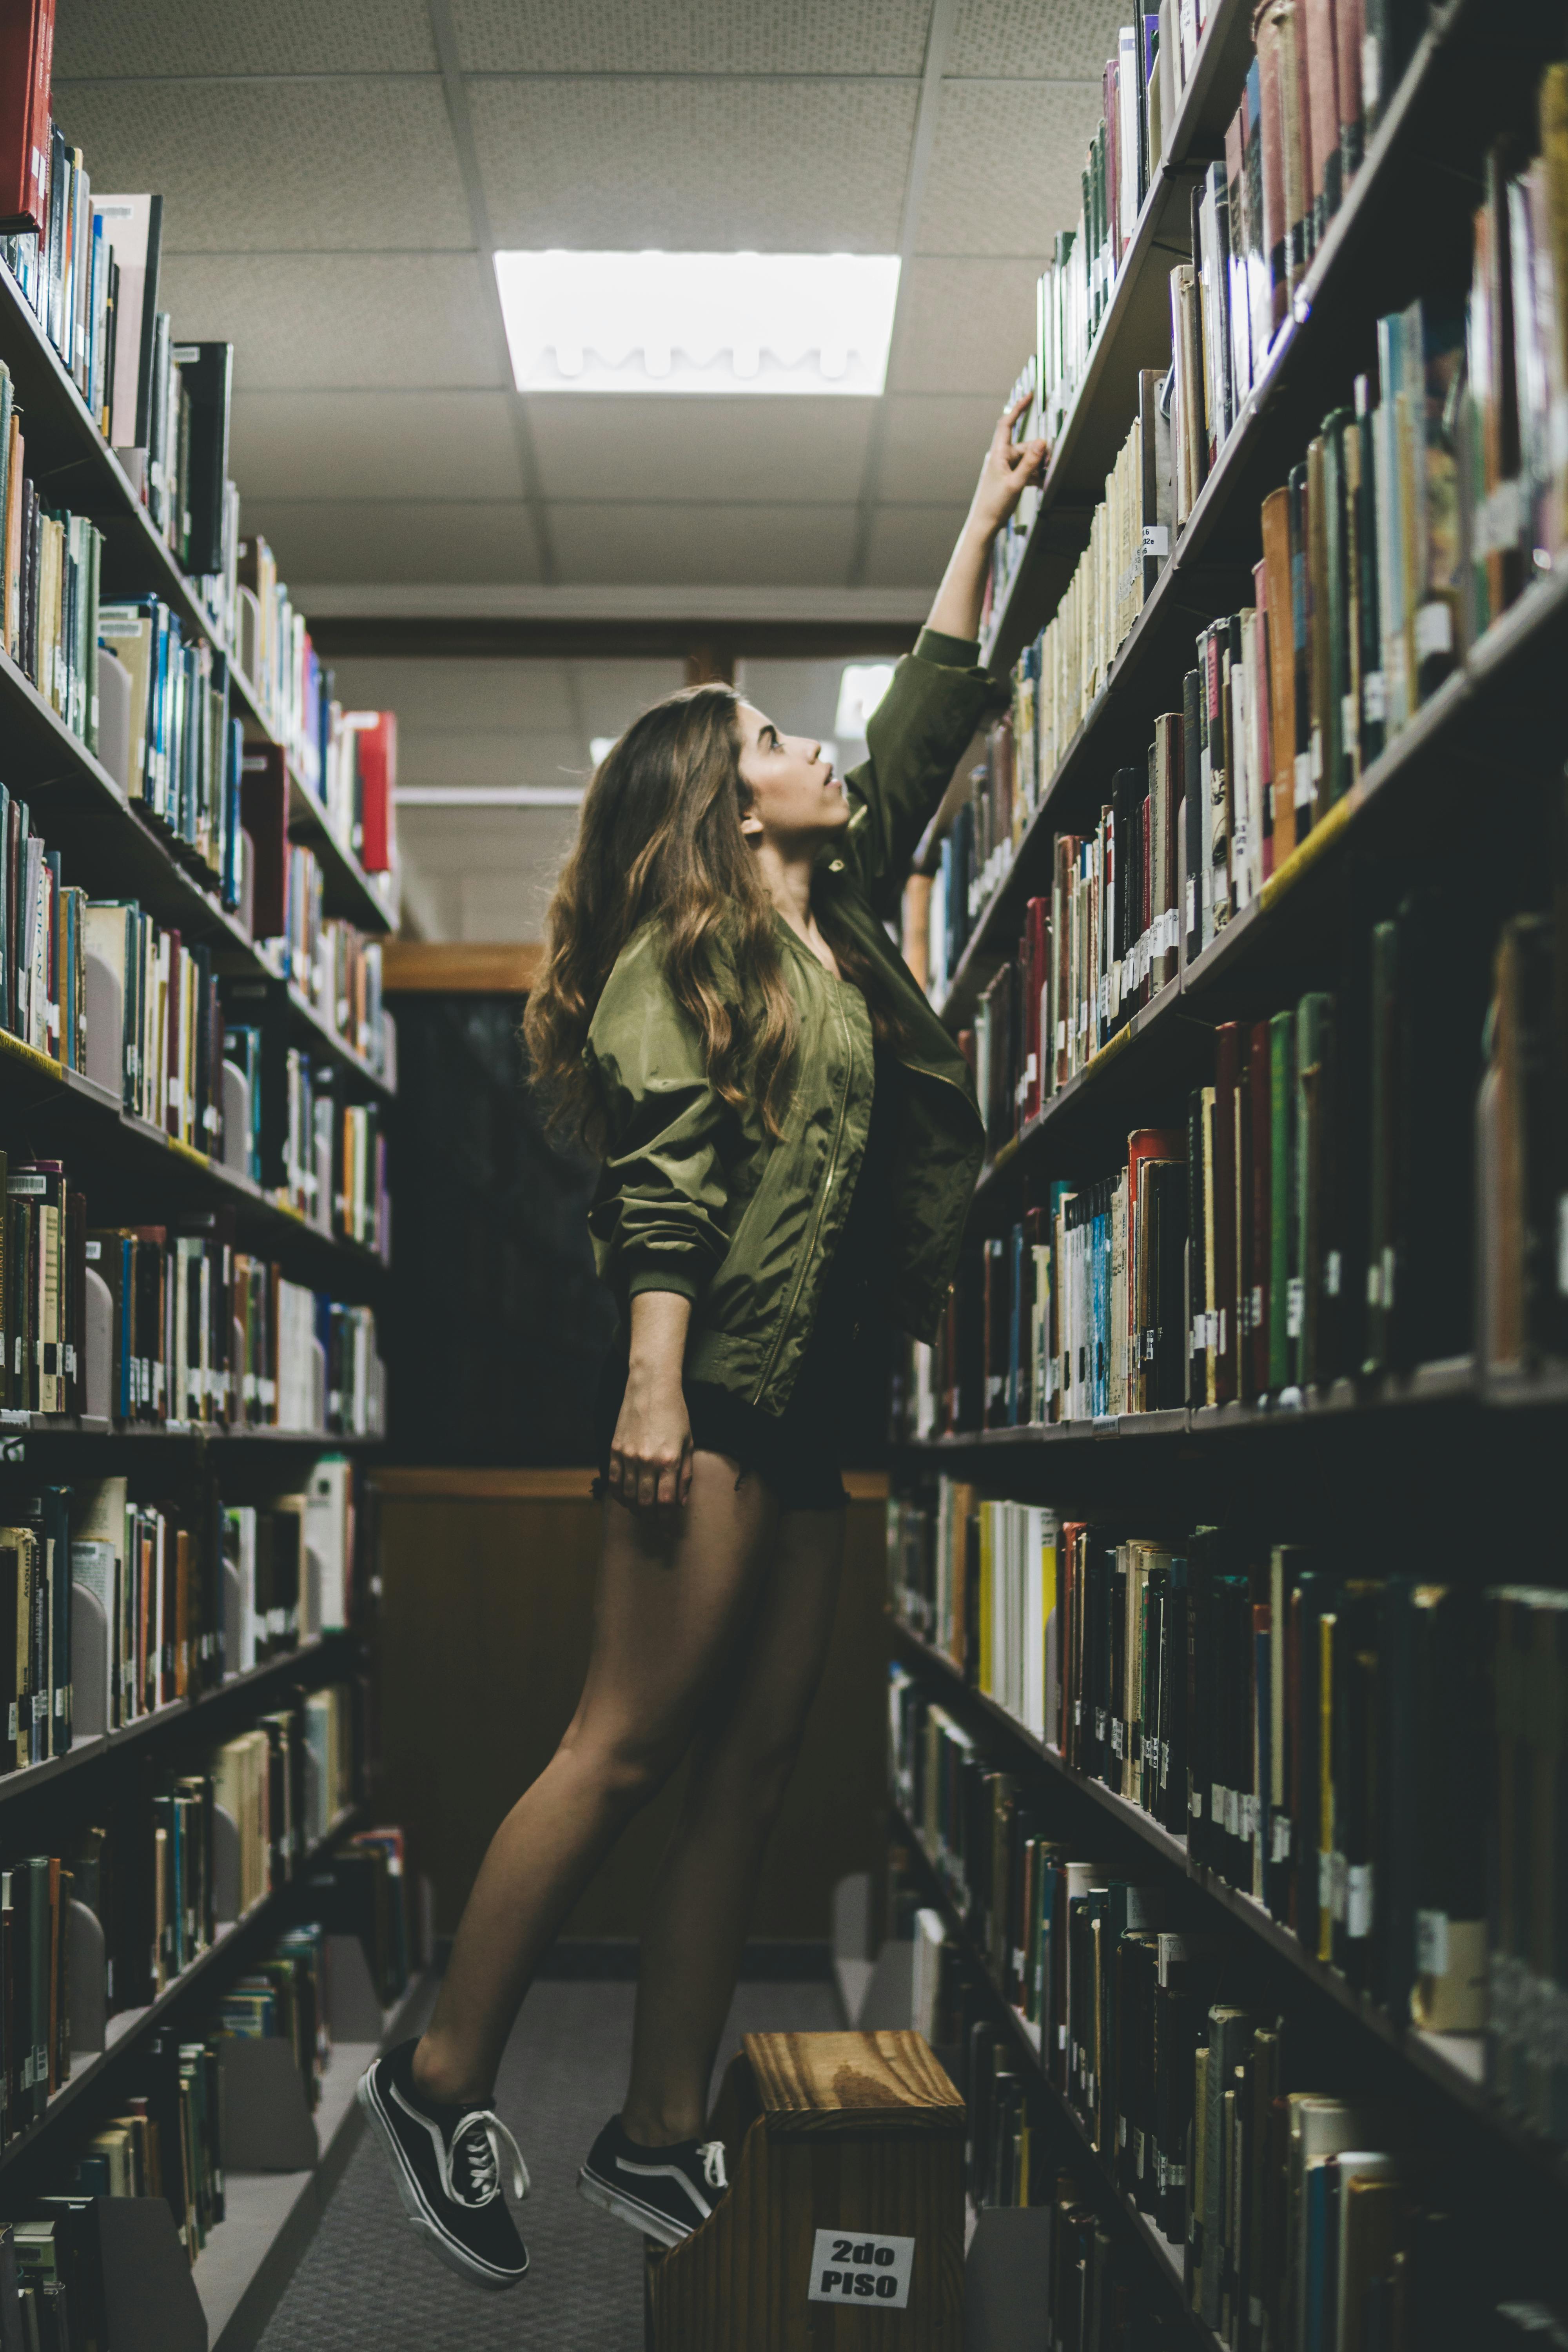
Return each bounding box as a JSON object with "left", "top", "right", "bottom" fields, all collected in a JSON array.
[
  {"left": 1126, "top": 1127, "right": 1185, "bottom": 1218},
  {"left": 1334, "top": 0, "right": 1364, "bottom": 181},
  {"left": 355, "top": 712, "right": 397, "bottom": 873},
  {"left": 1254, "top": 4, "right": 1288, "bottom": 335},
  {"left": 0, "top": 0, "right": 53, "bottom": 235},
  {"left": 1303, "top": 0, "right": 1340, "bottom": 249}
]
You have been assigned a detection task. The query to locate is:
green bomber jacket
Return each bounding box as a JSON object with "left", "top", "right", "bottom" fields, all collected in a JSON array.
[{"left": 583, "top": 626, "right": 998, "bottom": 1415}]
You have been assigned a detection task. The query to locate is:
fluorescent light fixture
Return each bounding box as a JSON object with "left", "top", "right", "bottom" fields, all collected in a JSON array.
[
  {"left": 494, "top": 250, "right": 901, "bottom": 397},
  {"left": 395, "top": 786, "right": 586, "bottom": 807},
  {"left": 590, "top": 737, "right": 617, "bottom": 764},
  {"left": 835, "top": 662, "right": 897, "bottom": 739}
]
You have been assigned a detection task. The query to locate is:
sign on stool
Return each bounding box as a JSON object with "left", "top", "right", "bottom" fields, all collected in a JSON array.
[{"left": 644, "top": 2030, "right": 964, "bottom": 2350}]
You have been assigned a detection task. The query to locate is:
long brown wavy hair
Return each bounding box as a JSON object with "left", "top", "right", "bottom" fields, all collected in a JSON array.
[{"left": 523, "top": 682, "right": 904, "bottom": 1149}]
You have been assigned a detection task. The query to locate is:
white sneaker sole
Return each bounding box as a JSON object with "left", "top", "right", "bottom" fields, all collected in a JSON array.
[
  {"left": 357, "top": 2067, "right": 529, "bottom": 2291},
  {"left": 577, "top": 2163, "right": 691, "bottom": 2249}
]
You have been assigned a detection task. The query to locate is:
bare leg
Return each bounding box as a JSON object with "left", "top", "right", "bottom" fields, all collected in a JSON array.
[
  {"left": 621, "top": 1505, "right": 848, "bottom": 2145},
  {"left": 413, "top": 1452, "right": 779, "bottom": 2107}
]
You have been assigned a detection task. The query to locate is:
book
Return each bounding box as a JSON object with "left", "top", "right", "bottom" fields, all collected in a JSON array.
[{"left": 0, "top": 0, "right": 53, "bottom": 236}]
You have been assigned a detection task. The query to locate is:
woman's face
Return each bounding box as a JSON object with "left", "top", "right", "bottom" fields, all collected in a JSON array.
[{"left": 735, "top": 701, "right": 850, "bottom": 853}]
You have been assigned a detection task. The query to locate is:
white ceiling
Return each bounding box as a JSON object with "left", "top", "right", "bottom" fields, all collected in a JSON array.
[{"left": 55, "top": 0, "right": 1125, "bottom": 938}]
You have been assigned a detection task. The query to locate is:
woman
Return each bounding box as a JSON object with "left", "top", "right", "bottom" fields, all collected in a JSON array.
[{"left": 359, "top": 397, "right": 1047, "bottom": 2288}]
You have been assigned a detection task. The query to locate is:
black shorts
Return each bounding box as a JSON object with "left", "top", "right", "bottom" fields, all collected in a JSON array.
[{"left": 593, "top": 1344, "right": 849, "bottom": 1512}]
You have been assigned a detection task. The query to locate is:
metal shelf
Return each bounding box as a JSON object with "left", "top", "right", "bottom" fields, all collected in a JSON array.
[
  {"left": 0, "top": 1635, "right": 355, "bottom": 1813},
  {"left": 0, "top": 650, "right": 396, "bottom": 1124},
  {"left": 888, "top": 1795, "right": 1221, "bottom": 2349},
  {"left": 0, "top": 258, "right": 394, "bottom": 949},
  {"left": 0, "top": 1805, "right": 367, "bottom": 2180},
  {"left": 900, "top": 1348, "right": 1568, "bottom": 1450},
  {"left": 940, "top": 0, "right": 1555, "bottom": 1024},
  {"left": 0, "top": 1031, "right": 390, "bottom": 1292},
  {"left": 887, "top": 1620, "right": 1568, "bottom": 2194}
]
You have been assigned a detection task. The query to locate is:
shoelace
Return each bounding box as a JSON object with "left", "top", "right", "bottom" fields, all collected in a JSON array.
[
  {"left": 699, "top": 2140, "right": 728, "bottom": 2194},
  {"left": 450, "top": 2109, "right": 530, "bottom": 2210}
]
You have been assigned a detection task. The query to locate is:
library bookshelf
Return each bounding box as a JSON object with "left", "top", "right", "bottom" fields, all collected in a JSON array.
[
  {"left": 0, "top": 129, "right": 400, "bottom": 2325},
  {"left": 887, "top": 0, "right": 1568, "bottom": 2337}
]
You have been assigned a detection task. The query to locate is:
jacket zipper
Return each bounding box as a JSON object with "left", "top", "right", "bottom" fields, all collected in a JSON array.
[{"left": 751, "top": 982, "right": 854, "bottom": 1407}]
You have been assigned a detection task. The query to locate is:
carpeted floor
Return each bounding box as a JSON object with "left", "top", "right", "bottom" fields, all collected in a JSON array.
[{"left": 256, "top": 1975, "right": 842, "bottom": 2351}]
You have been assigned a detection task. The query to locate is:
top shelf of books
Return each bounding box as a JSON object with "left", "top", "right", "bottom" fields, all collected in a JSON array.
[{"left": 0, "top": 167, "right": 399, "bottom": 942}]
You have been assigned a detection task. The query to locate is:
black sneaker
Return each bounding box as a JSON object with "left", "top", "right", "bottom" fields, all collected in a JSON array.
[
  {"left": 578, "top": 2114, "right": 729, "bottom": 2247},
  {"left": 358, "top": 2039, "right": 530, "bottom": 2289}
]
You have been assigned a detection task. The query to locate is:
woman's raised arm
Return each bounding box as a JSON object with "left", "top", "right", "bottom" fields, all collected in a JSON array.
[{"left": 925, "top": 390, "right": 1050, "bottom": 643}]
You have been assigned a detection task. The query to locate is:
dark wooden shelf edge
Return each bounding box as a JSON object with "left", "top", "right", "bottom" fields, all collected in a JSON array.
[
  {"left": 3, "top": 1418, "right": 386, "bottom": 1444},
  {"left": 973, "top": 982, "right": 1185, "bottom": 1194},
  {"left": 886, "top": 1619, "right": 1568, "bottom": 2193},
  {"left": 887, "top": 1795, "right": 1220, "bottom": 2349},
  {"left": 979, "top": 0, "right": 1253, "bottom": 676},
  {"left": 936, "top": 9, "right": 1534, "bottom": 1032},
  {"left": 0, "top": 665, "right": 396, "bottom": 1114},
  {"left": 895, "top": 1354, "right": 1568, "bottom": 1446},
  {"left": 975, "top": 2, "right": 1445, "bottom": 693},
  {"left": 0, "top": 1633, "right": 358, "bottom": 1809}
]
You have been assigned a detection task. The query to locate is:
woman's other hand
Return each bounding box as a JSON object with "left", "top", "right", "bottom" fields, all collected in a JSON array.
[
  {"left": 967, "top": 389, "right": 1050, "bottom": 539},
  {"left": 606, "top": 1288, "right": 695, "bottom": 1512},
  {"left": 608, "top": 1362, "right": 694, "bottom": 1512}
]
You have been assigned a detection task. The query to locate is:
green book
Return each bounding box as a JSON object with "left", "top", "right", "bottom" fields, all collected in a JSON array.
[
  {"left": 0, "top": 366, "right": 11, "bottom": 560},
  {"left": 1353, "top": 377, "right": 1385, "bottom": 773},
  {"left": 27, "top": 1854, "right": 49, "bottom": 2123},
  {"left": 1363, "top": 921, "right": 1398, "bottom": 1374},
  {"left": 1288, "top": 461, "right": 1312, "bottom": 840},
  {"left": 1374, "top": 312, "right": 1408, "bottom": 735},
  {"left": 1268, "top": 1010, "right": 1294, "bottom": 1392},
  {"left": 1321, "top": 407, "right": 1351, "bottom": 804}
]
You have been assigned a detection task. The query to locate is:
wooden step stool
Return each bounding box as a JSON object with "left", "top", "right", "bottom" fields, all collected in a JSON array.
[{"left": 645, "top": 2030, "right": 965, "bottom": 2350}]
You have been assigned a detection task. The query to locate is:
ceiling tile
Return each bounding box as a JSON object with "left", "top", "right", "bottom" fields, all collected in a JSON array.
[
  {"left": 547, "top": 500, "right": 858, "bottom": 587},
  {"left": 915, "top": 80, "right": 1104, "bottom": 255},
  {"left": 240, "top": 498, "right": 544, "bottom": 584},
  {"left": 229, "top": 392, "right": 524, "bottom": 500},
  {"left": 875, "top": 393, "right": 1002, "bottom": 501},
  {"left": 55, "top": 78, "right": 470, "bottom": 251},
  {"left": 861, "top": 502, "right": 971, "bottom": 587},
  {"left": 884, "top": 257, "right": 1038, "bottom": 394},
  {"left": 328, "top": 658, "right": 578, "bottom": 732},
  {"left": 397, "top": 729, "right": 589, "bottom": 788},
  {"left": 529, "top": 396, "right": 874, "bottom": 504},
  {"left": 469, "top": 77, "right": 916, "bottom": 250},
  {"left": 453, "top": 0, "right": 932, "bottom": 73},
  {"left": 156, "top": 253, "right": 501, "bottom": 392},
  {"left": 947, "top": 0, "right": 1134, "bottom": 79},
  {"left": 54, "top": 0, "right": 437, "bottom": 74}
]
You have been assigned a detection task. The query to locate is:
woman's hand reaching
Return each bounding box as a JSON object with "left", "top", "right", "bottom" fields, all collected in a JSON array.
[
  {"left": 926, "top": 392, "right": 1051, "bottom": 642},
  {"left": 967, "top": 389, "right": 1051, "bottom": 539}
]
